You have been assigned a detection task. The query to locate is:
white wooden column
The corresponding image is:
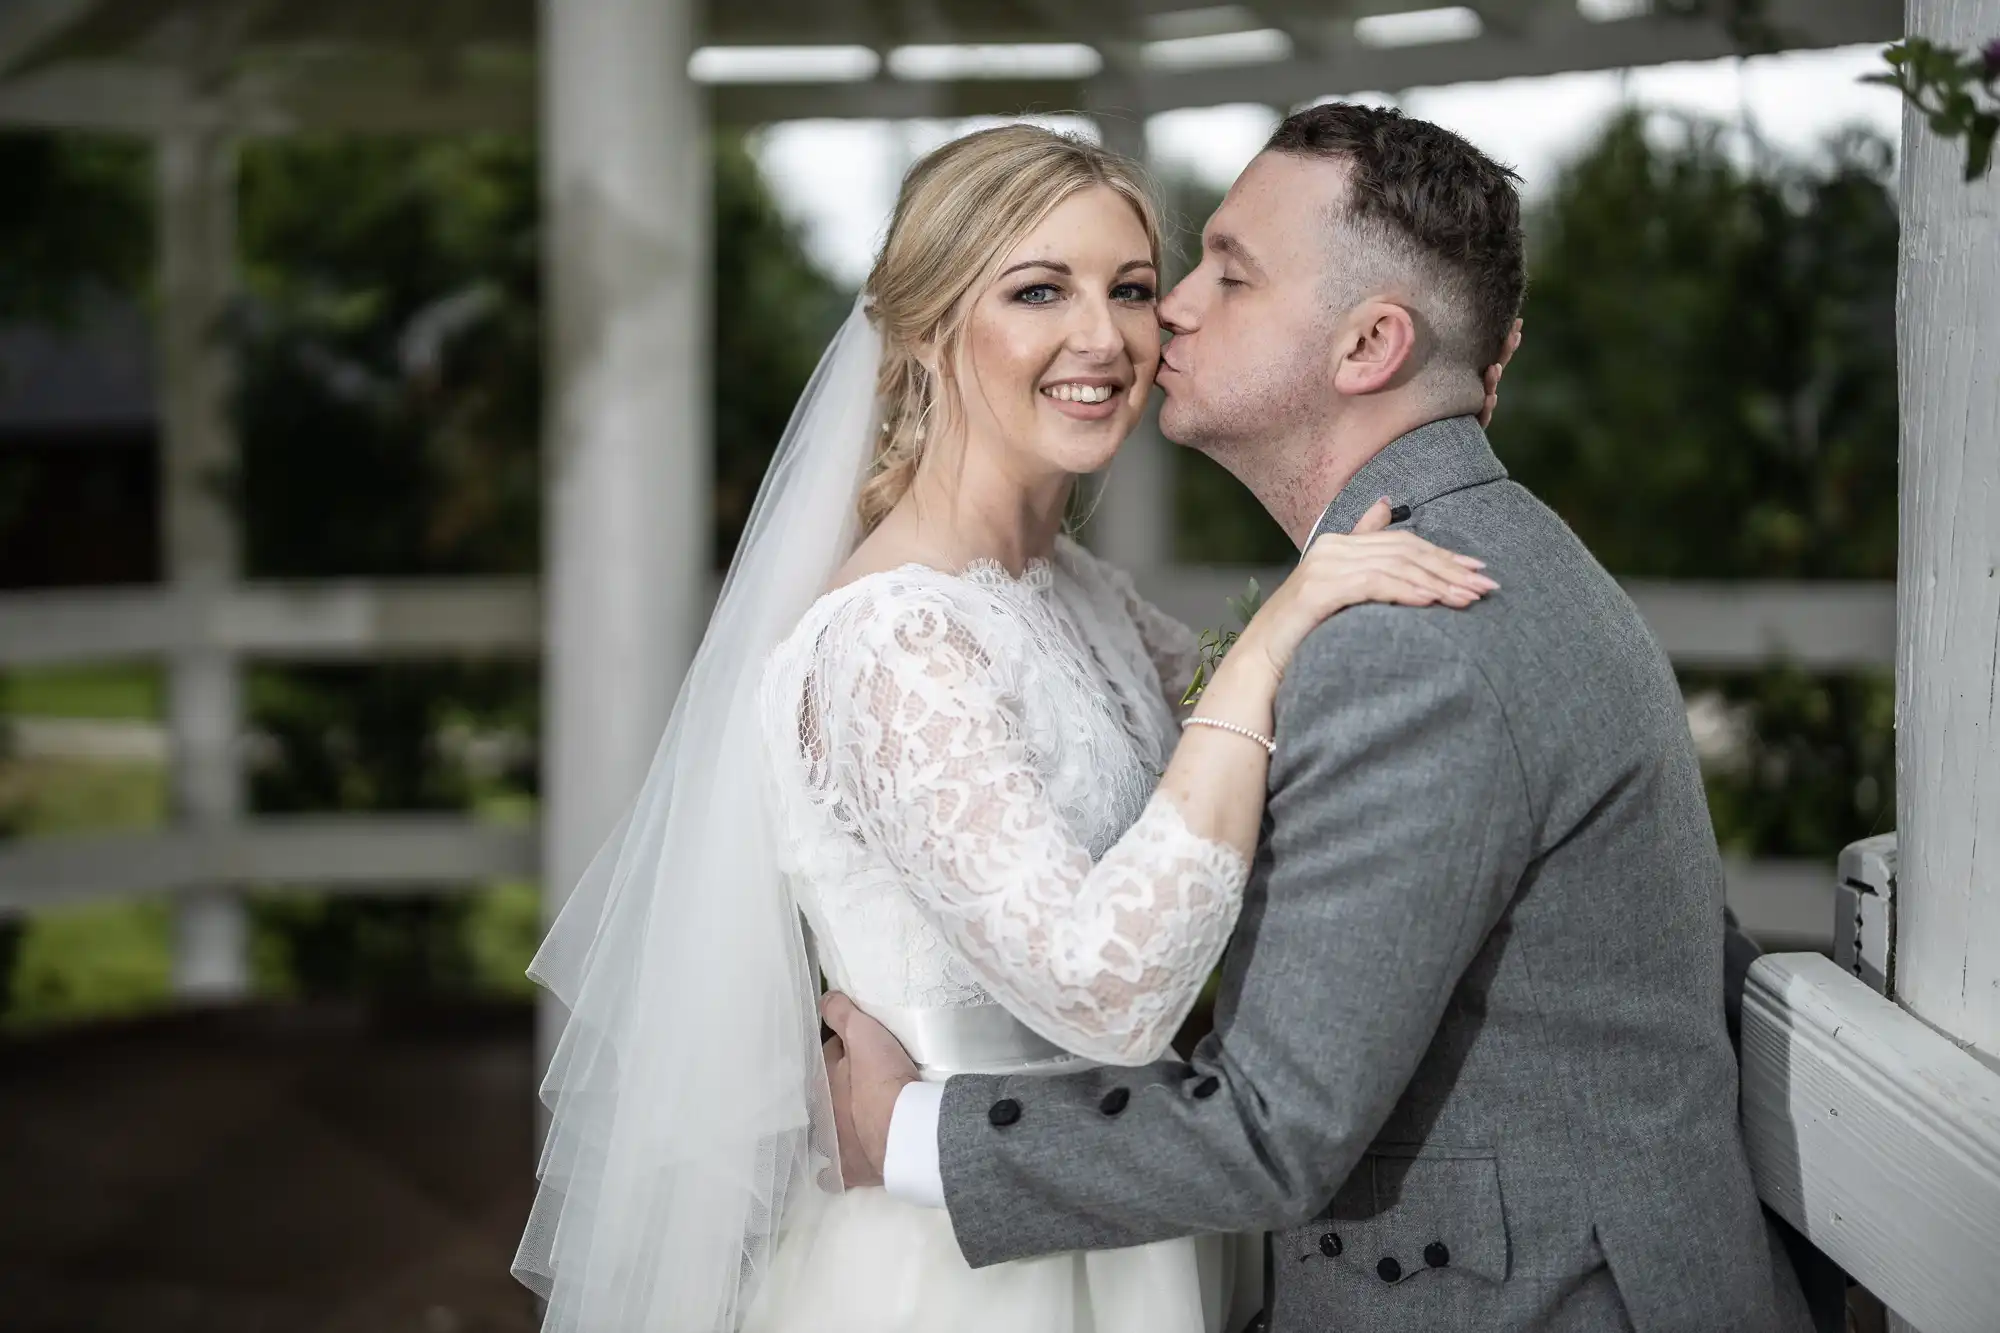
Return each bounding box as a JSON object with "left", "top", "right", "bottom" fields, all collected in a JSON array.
[
  {"left": 158, "top": 124, "right": 248, "bottom": 1000},
  {"left": 1088, "top": 106, "right": 1176, "bottom": 572},
  {"left": 1895, "top": 0, "right": 2000, "bottom": 1063},
  {"left": 539, "top": 0, "right": 710, "bottom": 1053}
]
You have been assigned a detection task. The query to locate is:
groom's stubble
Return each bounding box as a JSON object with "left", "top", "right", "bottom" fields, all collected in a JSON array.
[{"left": 1160, "top": 329, "right": 1346, "bottom": 546}]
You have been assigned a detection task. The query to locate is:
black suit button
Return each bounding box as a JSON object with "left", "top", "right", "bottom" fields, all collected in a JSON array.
[
  {"left": 1376, "top": 1256, "right": 1402, "bottom": 1283},
  {"left": 1099, "top": 1087, "right": 1130, "bottom": 1116},
  {"left": 1191, "top": 1075, "right": 1221, "bottom": 1099},
  {"left": 1424, "top": 1241, "right": 1450, "bottom": 1268},
  {"left": 987, "top": 1098, "right": 1021, "bottom": 1127},
  {"left": 1318, "top": 1231, "right": 1343, "bottom": 1258}
]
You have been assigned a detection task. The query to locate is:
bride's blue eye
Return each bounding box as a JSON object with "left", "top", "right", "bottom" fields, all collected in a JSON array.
[
  {"left": 1013, "top": 284, "right": 1061, "bottom": 304},
  {"left": 1113, "top": 282, "right": 1156, "bottom": 303}
]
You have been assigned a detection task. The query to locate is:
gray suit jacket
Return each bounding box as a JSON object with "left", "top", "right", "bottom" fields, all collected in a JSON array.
[{"left": 935, "top": 417, "right": 1812, "bottom": 1332}]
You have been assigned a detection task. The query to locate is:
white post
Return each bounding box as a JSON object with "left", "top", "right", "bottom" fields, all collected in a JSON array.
[
  {"left": 158, "top": 125, "right": 249, "bottom": 1000},
  {"left": 1089, "top": 106, "right": 1176, "bottom": 573},
  {"left": 539, "top": 0, "right": 710, "bottom": 1057},
  {"left": 1894, "top": 0, "right": 2000, "bottom": 1063}
]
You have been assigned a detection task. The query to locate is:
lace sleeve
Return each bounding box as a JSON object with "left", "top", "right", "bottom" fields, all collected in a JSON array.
[
  {"left": 1078, "top": 549, "right": 1202, "bottom": 709},
  {"left": 1125, "top": 586, "right": 1202, "bottom": 710},
  {"left": 811, "top": 581, "right": 1249, "bottom": 1066}
]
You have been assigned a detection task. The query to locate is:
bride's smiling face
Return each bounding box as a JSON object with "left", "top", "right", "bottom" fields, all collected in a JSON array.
[{"left": 945, "top": 186, "right": 1160, "bottom": 480}]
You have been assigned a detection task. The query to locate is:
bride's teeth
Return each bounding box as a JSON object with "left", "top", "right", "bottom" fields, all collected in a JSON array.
[{"left": 1045, "top": 384, "right": 1112, "bottom": 403}]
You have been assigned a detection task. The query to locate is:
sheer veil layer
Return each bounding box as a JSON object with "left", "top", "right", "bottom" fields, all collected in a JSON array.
[{"left": 514, "top": 300, "right": 880, "bottom": 1331}]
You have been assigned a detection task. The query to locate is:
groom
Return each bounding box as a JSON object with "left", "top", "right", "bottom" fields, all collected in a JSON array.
[{"left": 823, "top": 103, "right": 1813, "bottom": 1332}]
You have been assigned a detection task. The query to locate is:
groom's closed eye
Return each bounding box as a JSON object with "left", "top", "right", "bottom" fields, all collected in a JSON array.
[{"left": 1205, "top": 233, "right": 1265, "bottom": 285}]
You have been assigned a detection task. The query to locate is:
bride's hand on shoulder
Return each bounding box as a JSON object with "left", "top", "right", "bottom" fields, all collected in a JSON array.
[{"left": 1231, "top": 498, "right": 1496, "bottom": 690}]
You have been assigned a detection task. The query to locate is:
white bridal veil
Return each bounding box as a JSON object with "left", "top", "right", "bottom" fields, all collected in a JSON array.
[{"left": 513, "top": 300, "right": 881, "bottom": 1331}]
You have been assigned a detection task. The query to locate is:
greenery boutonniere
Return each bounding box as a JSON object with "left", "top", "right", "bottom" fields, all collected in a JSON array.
[{"left": 1181, "top": 578, "right": 1265, "bottom": 707}]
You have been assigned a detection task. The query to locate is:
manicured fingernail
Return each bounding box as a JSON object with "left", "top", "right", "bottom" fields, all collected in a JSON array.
[{"left": 1455, "top": 555, "right": 1486, "bottom": 568}]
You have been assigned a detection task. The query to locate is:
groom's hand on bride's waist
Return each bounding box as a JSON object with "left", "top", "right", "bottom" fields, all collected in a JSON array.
[{"left": 821, "top": 993, "right": 918, "bottom": 1189}]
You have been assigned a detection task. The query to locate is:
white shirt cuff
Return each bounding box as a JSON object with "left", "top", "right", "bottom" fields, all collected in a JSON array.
[{"left": 882, "top": 1079, "right": 947, "bottom": 1209}]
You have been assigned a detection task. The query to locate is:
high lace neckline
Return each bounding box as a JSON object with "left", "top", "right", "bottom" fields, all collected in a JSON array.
[{"left": 954, "top": 555, "right": 1054, "bottom": 592}]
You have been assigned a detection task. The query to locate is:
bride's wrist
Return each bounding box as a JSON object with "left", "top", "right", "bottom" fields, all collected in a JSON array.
[{"left": 1191, "top": 657, "right": 1277, "bottom": 737}]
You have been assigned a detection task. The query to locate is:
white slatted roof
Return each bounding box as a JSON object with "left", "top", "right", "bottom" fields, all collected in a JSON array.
[{"left": 0, "top": 0, "right": 1902, "bottom": 132}]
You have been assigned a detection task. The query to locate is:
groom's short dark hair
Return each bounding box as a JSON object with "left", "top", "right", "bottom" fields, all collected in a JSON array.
[{"left": 1266, "top": 103, "right": 1526, "bottom": 372}]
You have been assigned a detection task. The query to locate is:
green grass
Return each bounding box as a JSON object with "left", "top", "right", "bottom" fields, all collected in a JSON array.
[
  {"left": 0, "top": 754, "right": 167, "bottom": 835},
  {"left": 463, "top": 879, "right": 543, "bottom": 998},
  {"left": 0, "top": 745, "right": 544, "bottom": 1024},
  {"left": 3, "top": 663, "right": 162, "bottom": 720},
  {"left": 0, "top": 675, "right": 548, "bottom": 1025},
  {"left": 6, "top": 898, "right": 174, "bottom": 1027}
]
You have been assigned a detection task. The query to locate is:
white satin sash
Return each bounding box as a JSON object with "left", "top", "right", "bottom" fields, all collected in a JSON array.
[{"left": 865, "top": 1001, "right": 1089, "bottom": 1080}]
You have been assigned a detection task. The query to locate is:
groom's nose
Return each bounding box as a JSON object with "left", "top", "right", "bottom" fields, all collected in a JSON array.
[{"left": 1158, "top": 272, "right": 1200, "bottom": 336}]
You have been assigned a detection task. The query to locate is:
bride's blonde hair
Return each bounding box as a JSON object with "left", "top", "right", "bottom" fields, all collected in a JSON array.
[{"left": 858, "top": 124, "right": 1162, "bottom": 533}]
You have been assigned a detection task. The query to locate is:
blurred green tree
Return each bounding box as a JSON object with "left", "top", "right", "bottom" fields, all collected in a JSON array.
[
  {"left": 0, "top": 131, "right": 150, "bottom": 325},
  {"left": 229, "top": 131, "right": 843, "bottom": 997}
]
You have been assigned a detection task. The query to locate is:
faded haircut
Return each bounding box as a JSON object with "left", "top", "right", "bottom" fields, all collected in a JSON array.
[{"left": 1265, "top": 103, "right": 1526, "bottom": 374}]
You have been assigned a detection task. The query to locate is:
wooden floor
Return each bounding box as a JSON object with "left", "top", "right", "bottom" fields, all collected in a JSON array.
[{"left": 0, "top": 1001, "right": 541, "bottom": 1333}]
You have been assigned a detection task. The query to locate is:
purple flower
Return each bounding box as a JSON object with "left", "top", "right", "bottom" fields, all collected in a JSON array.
[{"left": 1983, "top": 37, "right": 2000, "bottom": 82}]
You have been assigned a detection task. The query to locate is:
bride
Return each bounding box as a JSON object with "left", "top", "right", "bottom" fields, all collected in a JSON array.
[{"left": 512, "top": 124, "right": 1493, "bottom": 1333}]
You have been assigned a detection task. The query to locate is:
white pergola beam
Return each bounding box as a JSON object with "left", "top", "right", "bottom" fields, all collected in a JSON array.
[
  {"left": 0, "top": 1, "right": 1903, "bottom": 134},
  {"left": 0, "top": 577, "right": 1898, "bottom": 669},
  {"left": 0, "top": 0, "right": 96, "bottom": 72},
  {"left": 1893, "top": 0, "right": 2000, "bottom": 1063},
  {"left": 1617, "top": 579, "right": 1899, "bottom": 672},
  {"left": 538, "top": 0, "right": 708, "bottom": 1055},
  {"left": 0, "top": 816, "right": 538, "bottom": 912},
  {"left": 156, "top": 122, "right": 248, "bottom": 1001},
  {"left": 0, "top": 580, "right": 542, "bottom": 665},
  {"left": 1132, "top": 571, "right": 1899, "bottom": 670},
  {"left": 1740, "top": 953, "right": 2000, "bottom": 1333}
]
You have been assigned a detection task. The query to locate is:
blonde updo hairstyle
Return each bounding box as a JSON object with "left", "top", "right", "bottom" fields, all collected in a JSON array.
[{"left": 858, "top": 125, "right": 1162, "bottom": 533}]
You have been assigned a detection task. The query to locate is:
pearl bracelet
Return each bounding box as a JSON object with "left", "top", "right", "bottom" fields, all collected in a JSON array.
[{"left": 1180, "top": 715, "right": 1277, "bottom": 756}]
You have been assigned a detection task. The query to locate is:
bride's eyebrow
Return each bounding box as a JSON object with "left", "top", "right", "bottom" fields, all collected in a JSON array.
[{"left": 996, "top": 258, "right": 1157, "bottom": 279}]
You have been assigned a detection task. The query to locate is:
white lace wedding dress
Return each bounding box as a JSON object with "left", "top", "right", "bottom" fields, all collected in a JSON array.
[{"left": 745, "top": 535, "right": 1256, "bottom": 1333}]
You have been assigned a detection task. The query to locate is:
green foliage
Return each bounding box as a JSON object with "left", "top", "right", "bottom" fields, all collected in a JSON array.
[
  {"left": 1180, "top": 578, "right": 1264, "bottom": 706},
  {"left": 713, "top": 136, "right": 854, "bottom": 563},
  {"left": 1497, "top": 112, "right": 1899, "bottom": 582},
  {"left": 1865, "top": 37, "right": 2000, "bottom": 181},
  {"left": 0, "top": 131, "right": 150, "bottom": 324},
  {"left": 0, "top": 128, "right": 842, "bottom": 1014},
  {"left": 235, "top": 134, "right": 543, "bottom": 580},
  {"left": 224, "top": 130, "right": 842, "bottom": 998}
]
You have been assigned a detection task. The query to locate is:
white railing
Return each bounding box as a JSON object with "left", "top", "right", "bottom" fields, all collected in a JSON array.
[{"left": 0, "top": 573, "right": 1892, "bottom": 946}]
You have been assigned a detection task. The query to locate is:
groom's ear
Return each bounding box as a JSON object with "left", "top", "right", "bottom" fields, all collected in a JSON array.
[{"left": 1330, "top": 300, "right": 1419, "bottom": 398}]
